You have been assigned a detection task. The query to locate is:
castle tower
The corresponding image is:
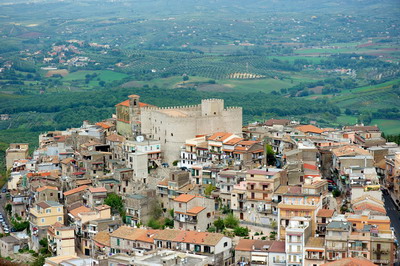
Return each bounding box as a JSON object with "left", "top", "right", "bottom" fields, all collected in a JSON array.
[
  {"left": 201, "top": 99, "right": 224, "bottom": 116},
  {"left": 128, "top": 94, "right": 141, "bottom": 138}
]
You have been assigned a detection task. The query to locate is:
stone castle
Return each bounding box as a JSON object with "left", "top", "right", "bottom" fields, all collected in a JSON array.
[{"left": 115, "top": 95, "right": 242, "bottom": 163}]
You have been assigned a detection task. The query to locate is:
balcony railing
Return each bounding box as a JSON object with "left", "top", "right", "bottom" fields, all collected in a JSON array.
[
  {"left": 371, "top": 259, "right": 390, "bottom": 264},
  {"left": 305, "top": 255, "right": 324, "bottom": 260},
  {"left": 349, "top": 247, "right": 369, "bottom": 251},
  {"left": 373, "top": 249, "right": 390, "bottom": 254},
  {"left": 174, "top": 216, "right": 197, "bottom": 224}
]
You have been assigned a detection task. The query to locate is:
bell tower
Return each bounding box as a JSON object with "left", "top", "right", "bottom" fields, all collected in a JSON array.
[{"left": 128, "top": 94, "right": 141, "bottom": 138}]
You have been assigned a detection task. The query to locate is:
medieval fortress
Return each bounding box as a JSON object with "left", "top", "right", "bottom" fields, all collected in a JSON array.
[{"left": 116, "top": 95, "right": 243, "bottom": 163}]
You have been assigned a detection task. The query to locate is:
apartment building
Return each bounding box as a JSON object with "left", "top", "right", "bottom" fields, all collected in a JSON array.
[
  {"left": 304, "top": 237, "right": 325, "bottom": 266},
  {"left": 245, "top": 169, "right": 282, "bottom": 226},
  {"left": 47, "top": 222, "right": 76, "bottom": 256},
  {"left": 285, "top": 217, "right": 312, "bottom": 266},
  {"left": 325, "top": 221, "right": 351, "bottom": 262},
  {"left": 173, "top": 194, "right": 214, "bottom": 231},
  {"left": 6, "top": 143, "right": 29, "bottom": 169},
  {"left": 29, "top": 201, "right": 64, "bottom": 251},
  {"left": 277, "top": 179, "right": 327, "bottom": 239}
]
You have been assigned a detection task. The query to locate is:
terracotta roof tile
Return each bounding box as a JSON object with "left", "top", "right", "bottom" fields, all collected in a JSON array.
[
  {"left": 93, "top": 231, "right": 111, "bottom": 247},
  {"left": 37, "top": 186, "right": 58, "bottom": 192},
  {"left": 115, "top": 99, "right": 152, "bottom": 108},
  {"left": 269, "top": 241, "right": 285, "bottom": 253},
  {"left": 95, "top": 122, "right": 112, "bottom": 129},
  {"left": 64, "top": 185, "right": 88, "bottom": 196},
  {"left": 224, "top": 137, "right": 244, "bottom": 145},
  {"left": 296, "top": 125, "right": 324, "bottom": 134},
  {"left": 69, "top": 205, "right": 91, "bottom": 218},
  {"left": 106, "top": 134, "right": 126, "bottom": 142},
  {"left": 89, "top": 187, "right": 107, "bottom": 193},
  {"left": 174, "top": 194, "right": 196, "bottom": 203},
  {"left": 187, "top": 206, "right": 206, "bottom": 214},
  {"left": 208, "top": 132, "right": 233, "bottom": 142},
  {"left": 317, "top": 209, "right": 335, "bottom": 218}
]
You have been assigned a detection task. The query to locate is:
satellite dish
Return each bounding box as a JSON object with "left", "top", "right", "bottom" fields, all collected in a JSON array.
[{"left": 136, "top": 136, "right": 144, "bottom": 142}]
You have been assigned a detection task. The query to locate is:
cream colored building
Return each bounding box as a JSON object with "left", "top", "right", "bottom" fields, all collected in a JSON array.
[
  {"left": 47, "top": 222, "right": 76, "bottom": 256},
  {"left": 6, "top": 143, "right": 29, "bottom": 169},
  {"left": 29, "top": 201, "right": 64, "bottom": 251},
  {"left": 116, "top": 95, "right": 242, "bottom": 163}
]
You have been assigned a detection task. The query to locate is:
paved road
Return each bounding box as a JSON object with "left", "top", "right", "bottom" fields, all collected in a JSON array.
[
  {"left": 0, "top": 184, "right": 9, "bottom": 233},
  {"left": 383, "top": 191, "right": 400, "bottom": 265}
]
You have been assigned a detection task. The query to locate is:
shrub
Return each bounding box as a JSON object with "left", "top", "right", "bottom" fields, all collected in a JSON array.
[
  {"left": 234, "top": 226, "right": 249, "bottom": 237},
  {"left": 224, "top": 213, "right": 239, "bottom": 229}
]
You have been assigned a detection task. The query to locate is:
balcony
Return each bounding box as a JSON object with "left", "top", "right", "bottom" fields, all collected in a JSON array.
[
  {"left": 349, "top": 246, "right": 369, "bottom": 252},
  {"left": 306, "top": 255, "right": 324, "bottom": 260},
  {"left": 174, "top": 216, "right": 198, "bottom": 224},
  {"left": 272, "top": 259, "right": 286, "bottom": 264},
  {"left": 257, "top": 208, "right": 272, "bottom": 214},
  {"left": 326, "top": 246, "right": 347, "bottom": 251},
  {"left": 373, "top": 249, "right": 390, "bottom": 254},
  {"left": 247, "top": 187, "right": 273, "bottom": 193},
  {"left": 371, "top": 259, "right": 390, "bottom": 264}
]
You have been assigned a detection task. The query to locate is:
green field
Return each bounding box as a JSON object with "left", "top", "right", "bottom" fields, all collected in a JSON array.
[
  {"left": 63, "top": 70, "right": 128, "bottom": 82},
  {"left": 218, "top": 78, "right": 298, "bottom": 93},
  {"left": 336, "top": 115, "right": 358, "bottom": 125},
  {"left": 267, "top": 56, "right": 325, "bottom": 63},
  {"left": 371, "top": 119, "right": 400, "bottom": 135}
]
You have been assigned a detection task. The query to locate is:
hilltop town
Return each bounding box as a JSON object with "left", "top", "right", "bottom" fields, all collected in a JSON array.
[{"left": 2, "top": 95, "right": 399, "bottom": 266}]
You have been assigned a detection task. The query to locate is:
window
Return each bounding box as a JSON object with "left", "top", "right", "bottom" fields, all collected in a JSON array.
[
  {"left": 117, "top": 239, "right": 120, "bottom": 246},
  {"left": 224, "top": 242, "right": 228, "bottom": 247},
  {"left": 58, "top": 217, "right": 62, "bottom": 222},
  {"left": 41, "top": 218, "right": 45, "bottom": 223},
  {"left": 50, "top": 193, "right": 53, "bottom": 197},
  {"left": 57, "top": 208, "right": 61, "bottom": 212},
  {"left": 46, "top": 209, "right": 51, "bottom": 214}
]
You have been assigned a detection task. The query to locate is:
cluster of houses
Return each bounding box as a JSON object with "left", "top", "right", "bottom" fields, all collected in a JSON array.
[{"left": 2, "top": 95, "right": 399, "bottom": 266}]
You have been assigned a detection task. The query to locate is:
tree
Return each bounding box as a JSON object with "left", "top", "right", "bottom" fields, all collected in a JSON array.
[
  {"left": 333, "top": 189, "right": 341, "bottom": 198},
  {"left": 207, "top": 226, "right": 216, "bottom": 233},
  {"left": 234, "top": 226, "right": 249, "bottom": 237},
  {"left": 149, "top": 199, "right": 163, "bottom": 220},
  {"left": 182, "top": 75, "right": 189, "bottom": 81},
  {"left": 270, "top": 220, "right": 278, "bottom": 230},
  {"left": 224, "top": 213, "right": 239, "bottom": 229},
  {"left": 265, "top": 144, "right": 276, "bottom": 166},
  {"left": 104, "top": 193, "right": 124, "bottom": 215},
  {"left": 5, "top": 204, "right": 11, "bottom": 216},
  {"left": 147, "top": 218, "right": 162, "bottom": 229},
  {"left": 204, "top": 184, "right": 216, "bottom": 196},
  {"left": 214, "top": 218, "right": 225, "bottom": 232},
  {"left": 164, "top": 218, "right": 174, "bottom": 228}
]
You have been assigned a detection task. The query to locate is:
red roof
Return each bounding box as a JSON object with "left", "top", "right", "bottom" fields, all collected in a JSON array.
[
  {"left": 89, "top": 187, "right": 107, "bottom": 193},
  {"left": 95, "top": 122, "right": 112, "bottom": 129},
  {"left": 208, "top": 132, "right": 233, "bottom": 142},
  {"left": 174, "top": 194, "right": 196, "bottom": 203},
  {"left": 64, "top": 185, "right": 88, "bottom": 196},
  {"left": 296, "top": 125, "right": 324, "bottom": 134},
  {"left": 187, "top": 206, "right": 206, "bottom": 214},
  {"left": 37, "top": 186, "right": 58, "bottom": 192},
  {"left": 304, "top": 163, "right": 318, "bottom": 170},
  {"left": 317, "top": 209, "right": 335, "bottom": 218},
  {"left": 115, "top": 99, "right": 151, "bottom": 108},
  {"left": 269, "top": 241, "right": 285, "bottom": 253}
]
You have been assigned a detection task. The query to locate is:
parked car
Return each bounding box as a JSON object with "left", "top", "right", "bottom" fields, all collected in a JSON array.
[
  {"left": 3, "top": 228, "right": 9, "bottom": 234},
  {"left": 1, "top": 188, "right": 6, "bottom": 193}
]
